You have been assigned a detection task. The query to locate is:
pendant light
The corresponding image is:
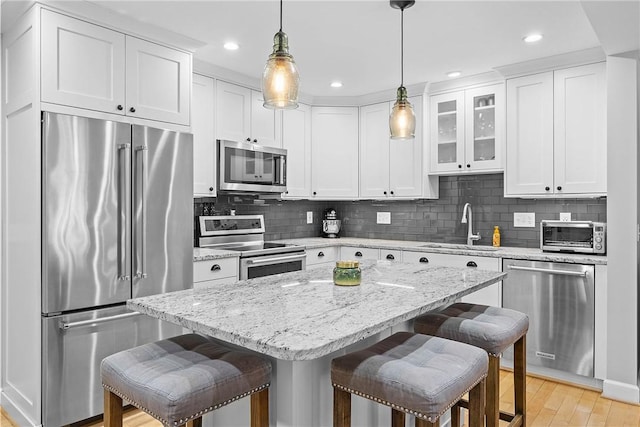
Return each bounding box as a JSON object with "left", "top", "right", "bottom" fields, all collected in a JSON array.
[
  {"left": 389, "top": 0, "right": 416, "bottom": 139},
  {"left": 262, "top": 0, "right": 300, "bottom": 109}
]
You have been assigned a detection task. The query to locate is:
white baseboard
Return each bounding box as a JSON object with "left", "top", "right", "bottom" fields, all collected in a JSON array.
[
  {"left": 0, "top": 391, "right": 40, "bottom": 427},
  {"left": 602, "top": 379, "right": 640, "bottom": 404}
]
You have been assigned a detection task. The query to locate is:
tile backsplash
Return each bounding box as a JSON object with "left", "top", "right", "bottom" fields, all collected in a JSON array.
[{"left": 194, "top": 174, "right": 606, "bottom": 248}]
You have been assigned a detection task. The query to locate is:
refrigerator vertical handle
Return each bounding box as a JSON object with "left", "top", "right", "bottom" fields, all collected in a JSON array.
[
  {"left": 135, "top": 145, "right": 148, "bottom": 279},
  {"left": 118, "top": 143, "right": 131, "bottom": 281}
]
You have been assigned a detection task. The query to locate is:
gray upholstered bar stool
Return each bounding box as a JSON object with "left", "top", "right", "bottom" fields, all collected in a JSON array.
[
  {"left": 331, "top": 331, "right": 488, "bottom": 427},
  {"left": 414, "top": 303, "right": 529, "bottom": 427},
  {"left": 101, "top": 333, "right": 272, "bottom": 427}
]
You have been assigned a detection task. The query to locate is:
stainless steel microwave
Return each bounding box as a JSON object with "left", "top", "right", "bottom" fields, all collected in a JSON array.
[
  {"left": 540, "top": 220, "right": 606, "bottom": 254},
  {"left": 218, "top": 139, "right": 287, "bottom": 193}
]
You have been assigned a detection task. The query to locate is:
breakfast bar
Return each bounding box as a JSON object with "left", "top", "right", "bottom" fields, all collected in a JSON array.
[{"left": 128, "top": 260, "right": 506, "bottom": 426}]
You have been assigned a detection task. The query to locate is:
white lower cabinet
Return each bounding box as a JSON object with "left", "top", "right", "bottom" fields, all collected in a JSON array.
[
  {"left": 193, "top": 257, "right": 238, "bottom": 289},
  {"left": 306, "top": 246, "right": 339, "bottom": 268},
  {"left": 380, "top": 249, "right": 402, "bottom": 262},
  {"left": 403, "top": 251, "right": 502, "bottom": 306},
  {"left": 340, "top": 246, "right": 379, "bottom": 261}
]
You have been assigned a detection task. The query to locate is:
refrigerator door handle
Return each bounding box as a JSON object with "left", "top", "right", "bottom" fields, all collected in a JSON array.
[
  {"left": 118, "top": 143, "right": 131, "bottom": 281},
  {"left": 135, "top": 145, "right": 148, "bottom": 279},
  {"left": 58, "top": 311, "right": 142, "bottom": 330}
]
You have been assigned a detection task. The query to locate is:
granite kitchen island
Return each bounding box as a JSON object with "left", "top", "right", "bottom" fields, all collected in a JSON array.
[{"left": 128, "top": 260, "right": 506, "bottom": 427}]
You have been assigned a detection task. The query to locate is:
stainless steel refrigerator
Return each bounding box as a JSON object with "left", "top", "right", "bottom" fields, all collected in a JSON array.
[{"left": 40, "top": 112, "right": 193, "bottom": 426}]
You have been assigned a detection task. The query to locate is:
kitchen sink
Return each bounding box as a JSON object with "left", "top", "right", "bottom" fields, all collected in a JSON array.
[{"left": 417, "top": 242, "right": 499, "bottom": 252}]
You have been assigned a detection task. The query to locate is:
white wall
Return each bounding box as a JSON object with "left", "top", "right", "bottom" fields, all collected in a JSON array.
[{"left": 604, "top": 53, "right": 640, "bottom": 403}]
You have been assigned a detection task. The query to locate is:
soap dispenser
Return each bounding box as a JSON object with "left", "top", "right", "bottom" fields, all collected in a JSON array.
[{"left": 492, "top": 226, "right": 501, "bottom": 247}]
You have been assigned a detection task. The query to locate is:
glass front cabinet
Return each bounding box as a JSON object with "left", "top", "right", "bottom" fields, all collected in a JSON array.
[{"left": 429, "top": 83, "right": 504, "bottom": 174}]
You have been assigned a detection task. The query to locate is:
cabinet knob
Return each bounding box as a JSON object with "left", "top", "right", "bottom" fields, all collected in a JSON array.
[
  {"left": 383, "top": 191, "right": 387, "bottom": 195},
  {"left": 390, "top": 190, "right": 394, "bottom": 195},
  {"left": 458, "top": 164, "right": 462, "bottom": 169},
  {"left": 285, "top": 190, "right": 289, "bottom": 194},
  {"left": 209, "top": 187, "right": 214, "bottom": 192},
  {"left": 253, "top": 139, "right": 258, "bottom": 143},
  {"left": 129, "top": 107, "right": 136, "bottom": 113},
  {"left": 116, "top": 104, "right": 123, "bottom": 111},
  {"left": 210, "top": 264, "right": 221, "bottom": 271},
  {"left": 466, "top": 164, "right": 471, "bottom": 168},
  {"left": 318, "top": 251, "right": 325, "bottom": 257},
  {"left": 386, "top": 254, "right": 395, "bottom": 260},
  {"left": 246, "top": 137, "right": 251, "bottom": 142},
  {"left": 545, "top": 186, "right": 550, "bottom": 191},
  {"left": 354, "top": 251, "right": 363, "bottom": 257},
  {"left": 557, "top": 186, "right": 562, "bottom": 191},
  {"left": 419, "top": 257, "right": 429, "bottom": 263},
  {"left": 313, "top": 191, "right": 317, "bottom": 196},
  {"left": 466, "top": 261, "right": 478, "bottom": 267}
]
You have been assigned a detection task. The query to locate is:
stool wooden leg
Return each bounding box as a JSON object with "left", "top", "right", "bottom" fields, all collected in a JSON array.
[
  {"left": 103, "top": 389, "right": 122, "bottom": 427},
  {"left": 250, "top": 388, "right": 269, "bottom": 427},
  {"left": 469, "top": 378, "right": 486, "bottom": 427},
  {"left": 514, "top": 334, "right": 527, "bottom": 427},
  {"left": 392, "top": 408, "right": 405, "bottom": 427},
  {"left": 486, "top": 355, "right": 500, "bottom": 427},
  {"left": 450, "top": 401, "right": 461, "bottom": 427},
  {"left": 333, "top": 387, "right": 351, "bottom": 427},
  {"left": 186, "top": 418, "right": 202, "bottom": 427},
  {"left": 415, "top": 417, "right": 439, "bottom": 427}
]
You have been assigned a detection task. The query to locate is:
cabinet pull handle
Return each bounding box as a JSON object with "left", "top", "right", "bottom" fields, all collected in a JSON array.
[
  {"left": 129, "top": 107, "right": 136, "bottom": 113},
  {"left": 318, "top": 251, "right": 325, "bottom": 257},
  {"left": 210, "top": 264, "right": 221, "bottom": 271},
  {"left": 458, "top": 164, "right": 462, "bottom": 169},
  {"left": 419, "top": 257, "right": 429, "bottom": 263},
  {"left": 355, "top": 251, "right": 363, "bottom": 257},
  {"left": 557, "top": 186, "right": 562, "bottom": 191},
  {"left": 545, "top": 186, "right": 550, "bottom": 191},
  {"left": 386, "top": 254, "right": 395, "bottom": 260},
  {"left": 466, "top": 261, "right": 478, "bottom": 267},
  {"left": 117, "top": 104, "right": 123, "bottom": 111}
]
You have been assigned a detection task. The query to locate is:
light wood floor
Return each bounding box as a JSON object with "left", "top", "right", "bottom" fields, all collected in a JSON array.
[{"left": 2, "top": 371, "right": 640, "bottom": 426}]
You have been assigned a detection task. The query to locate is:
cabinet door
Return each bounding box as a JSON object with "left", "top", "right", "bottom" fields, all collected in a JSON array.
[
  {"left": 465, "top": 84, "right": 503, "bottom": 172},
  {"left": 125, "top": 37, "right": 190, "bottom": 125},
  {"left": 390, "top": 96, "right": 423, "bottom": 197},
  {"left": 41, "top": 10, "right": 125, "bottom": 114},
  {"left": 192, "top": 74, "right": 216, "bottom": 196},
  {"left": 505, "top": 72, "right": 554, "bottom": 196},
  {"left": 360, "top": 102, "right": 391, "bottom": 198},
  {"left": 251, "top": 90, "right": 280, "bottom": 146},
  {"left": 311, "top": 107, "right": 359, "bottom": 198},
  {"left": 430, "top": 91, "right": 465, "bottom": 173},
  {"left": 282, "top": 103, "right": 312, "bottom": 198},
  {"left": 216, "top": 81, "right": 251, "bottom": 142},
  {"left": 340, "top": 246, "right": 379, "bottom": 260},
  {"left": 554, "top": 63, "right": 606, "bottom": 195}
]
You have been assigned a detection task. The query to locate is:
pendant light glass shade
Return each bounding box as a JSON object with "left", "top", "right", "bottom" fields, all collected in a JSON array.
[
  {"left": 389, "top": 0, "right": 415, "bottom": 139},
  {"left": 262, "top": 1, "right": 299, "bottom": 109}
]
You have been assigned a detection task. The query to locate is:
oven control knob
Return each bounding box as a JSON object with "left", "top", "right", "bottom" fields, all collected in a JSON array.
[
  {"left": 595, "top": 237, "right": 602, "bottom": 243},
  {"left": 596, "top": 244, "right": 602, "bottom": 250}
]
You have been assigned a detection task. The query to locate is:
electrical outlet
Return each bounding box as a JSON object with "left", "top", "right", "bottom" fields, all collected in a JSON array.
[
  {"left": 377, "top": 212, "right": 391, "bottom": 224},
  {"left": 306, "top": 211, "right": 313, "bottom": 224},
  {"left": 560, "top": 212, "right": 571, "bottom": 222},
  {"left": 514, "top": 212, "right": 536, "bottom": 227}
]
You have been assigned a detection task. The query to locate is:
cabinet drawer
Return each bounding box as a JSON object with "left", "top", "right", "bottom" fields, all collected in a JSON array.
[
  {"left": 340, "top": 246, "right": 379, "bottom": 260},
  {"left": 306, "top": 247, "right": 339, "bottom": 266},
  {"left": 193, "top": 277, "right": 237, "bottom": 290},
  {"left": 193, "top": 258, "right": 238, "bottom": 283},
  {"left": 380, "top": 249, "right": 402, "bottom": 262}
]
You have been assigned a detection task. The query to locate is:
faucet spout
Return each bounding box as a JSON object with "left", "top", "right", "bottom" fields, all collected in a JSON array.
[{"left": 461, "top": 203, "right": 481, "bottom": 245}]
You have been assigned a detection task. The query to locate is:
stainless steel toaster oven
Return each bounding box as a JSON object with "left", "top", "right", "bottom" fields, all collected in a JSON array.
[{"left": 540, "top": 220, "right": 606, "bottom": 254}]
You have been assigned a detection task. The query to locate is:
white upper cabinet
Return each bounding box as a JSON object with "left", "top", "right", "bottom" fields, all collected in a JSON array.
[
  {"left": 282, "top": 103, "right": 312, "bottom": 198},
  {"left": 41, "top": 9, "right": 191, "bottom": 125},
  {"left": 215, "top": 80, "right": 280, "bottom": 146},
  {"left": 505, "top": 63, "right": 606, "bottom": 197},
  {"left": 311, "top": 107, "right": 359, "bottom": 199},
  {"left": 192, "top": 74, "right": 216, "bottom": 196},
  {"left": 429, "top": 83, "right": 504, "bottom": 174},
  {"left": 360, "top": 97, "right": 422, "bottom": 199}
]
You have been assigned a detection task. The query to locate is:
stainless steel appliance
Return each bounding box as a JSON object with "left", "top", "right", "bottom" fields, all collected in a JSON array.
[
  {"left": 541, "top": 220, "right": 606, "bottom": 254},
  {"left": 218, "top": 139, "right": 287, "bottom": 193},
  {"left": 41, "top": 112, "right": 193, "bottom": 426},
  {"left": 502, "top": 259, "right": 595, "bottom": 377},
  {"left": 197, "top": 215, "right": 306, "bottom": 279},
  {"left": 322, "top": 208, "right": 341, "bottom": 238}
]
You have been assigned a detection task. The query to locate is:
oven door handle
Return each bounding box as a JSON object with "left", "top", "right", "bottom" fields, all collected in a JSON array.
[
  {"left": 245, "top": 253, "right": 307, "bottom": 265},
  {"left": 507, "top": 265, "right": 587, "bottom": 277}
]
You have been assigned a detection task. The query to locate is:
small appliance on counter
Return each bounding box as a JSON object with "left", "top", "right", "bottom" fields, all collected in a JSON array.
[
  {"left": 540, "top": 220, "right": 606, "bottom": 254},
  {"left": 322, "top": 208, "right": 341, "bottom": 238}
]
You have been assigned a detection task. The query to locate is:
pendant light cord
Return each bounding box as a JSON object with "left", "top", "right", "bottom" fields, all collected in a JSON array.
[
  {"left": 280, "top": 0, "right": 283, "bottom": 31},
  {"left": 400, "top": 8, "right": 404, "bottom": 87}
]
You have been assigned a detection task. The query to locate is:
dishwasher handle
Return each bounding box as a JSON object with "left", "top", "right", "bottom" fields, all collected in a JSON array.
[
  {"left": 507, "top": 265, "right": 588, "bottom": 277},
  {"left": 59, "top": 311, "right": 142, "bottom": 330}
]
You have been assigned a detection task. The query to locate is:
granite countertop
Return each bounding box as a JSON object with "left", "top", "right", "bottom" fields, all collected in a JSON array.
[
  {"left": 129, "top": 260, "right": 505, "bottom": 360},
  {"left": 193, "top": 247, "right": 240, "bottom": 262}
]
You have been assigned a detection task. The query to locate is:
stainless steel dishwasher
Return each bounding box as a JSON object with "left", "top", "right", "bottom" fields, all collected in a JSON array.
[{"left": 502, "top": 259, "right": 595, "bottom": 377}]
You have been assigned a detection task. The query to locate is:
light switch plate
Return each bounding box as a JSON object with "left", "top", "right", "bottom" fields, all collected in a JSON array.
[
  {"left": 377, "top": 212, "right": 391, "bottom": 224},
  {"left": 514, "top": 212, "right": 536, "bottom": 227},
  {"left": 306, "top": 211, "right": 313, "bottom": 224},
  {"left": 560, "top": 212, "right": 571, "bottom": 222}
]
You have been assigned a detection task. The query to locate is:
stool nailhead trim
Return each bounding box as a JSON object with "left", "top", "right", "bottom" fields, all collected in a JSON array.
[
  {"left": 332, "top": 372, "right": 486, "bottom": 423},
  {"left": 103, "top": 382, "right": 270, "bottom": 427}
]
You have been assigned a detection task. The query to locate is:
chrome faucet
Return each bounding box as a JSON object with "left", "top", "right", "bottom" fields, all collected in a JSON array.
[{"left": 461, "top": 203, "right": 481, "bottom": 245}]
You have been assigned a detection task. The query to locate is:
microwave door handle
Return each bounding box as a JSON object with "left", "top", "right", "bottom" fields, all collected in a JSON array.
[
  {"left": 279, "top": 156, "right": 285, "bottom": 184},
  {"left": 135, "top": 145, "right": 148, "bottom": 279},
  {"left": 118, "top": 143, "right": 131, "bottom": 281}
]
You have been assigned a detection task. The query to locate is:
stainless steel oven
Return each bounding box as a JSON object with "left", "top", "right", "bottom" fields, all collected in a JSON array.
[{"left": 197, "top": 215, "right": 306, "bottom": 279}]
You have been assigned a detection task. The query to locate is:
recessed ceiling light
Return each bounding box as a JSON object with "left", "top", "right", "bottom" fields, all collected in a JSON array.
[
  {"left": 224, "top": 42, "right": 239, "bottom": 51},
  {"left": 330, "top": 81, "right": 343, "bottom": 88},
  {"left": 447, "top": 71, "right": 462, "bottom": 78},
  {"left": 523, "top": 34, "right": 543, "bottom": 43}
]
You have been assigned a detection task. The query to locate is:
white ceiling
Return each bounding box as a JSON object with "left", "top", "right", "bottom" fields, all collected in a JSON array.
[{"left": 78, "top": 1, "right": 640, "bottom": 97}]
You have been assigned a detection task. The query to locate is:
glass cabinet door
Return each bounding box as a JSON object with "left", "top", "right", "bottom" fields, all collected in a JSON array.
[
  {"left": 465, "top": 84, "right": 503, "bottom": 171},
  {"left": 430, "top": 91, "right": 464, "bottom": 173}
]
